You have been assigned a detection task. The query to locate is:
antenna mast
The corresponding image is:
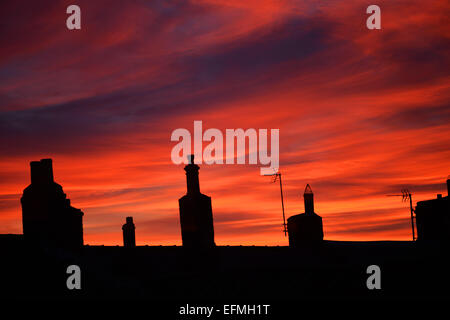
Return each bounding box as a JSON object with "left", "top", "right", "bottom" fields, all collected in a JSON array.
[
  {"left": 265, "top": 172, "right": 287, "bottom": 236},
  {"left": 387, "top": 189, "right": 415, "bottom": 241}
]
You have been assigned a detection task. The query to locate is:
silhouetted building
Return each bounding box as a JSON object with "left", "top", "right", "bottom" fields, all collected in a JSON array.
[
  {"left": 122, "top": 217, "right": 136, "bottom": 247},
  {"left": 21, "top": 159, "right": 83, "bottom": 248},
  {"left": 178, "top": 155, "right": 215, "bottom": 248},
  {"left": 415, "top": 177, "right": 450, "bottom": 242},
  {"left": 287, "top": 184, "right": 324, "bottom": 247}
]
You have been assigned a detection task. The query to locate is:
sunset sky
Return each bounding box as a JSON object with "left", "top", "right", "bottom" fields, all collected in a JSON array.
[{"left": 0, "top": 0, "right": 449, "bottom": 245}]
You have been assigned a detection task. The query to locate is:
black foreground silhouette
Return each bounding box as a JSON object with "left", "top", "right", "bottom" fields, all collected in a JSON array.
[{"left": 0, "top": 158, "right": 449, "bottom": 300}]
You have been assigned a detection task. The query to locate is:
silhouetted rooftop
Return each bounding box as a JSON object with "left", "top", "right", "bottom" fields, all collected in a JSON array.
[{"left": 1, "top": 234, "right": 449, "bottom": 300}]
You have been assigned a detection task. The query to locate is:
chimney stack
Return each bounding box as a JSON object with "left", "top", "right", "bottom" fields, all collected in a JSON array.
[
  {"left": 304, "top": 184, "right": 314, "bottom": 214},
  {"left": 287, "top": 184, "right": 324, "bottom": 247},
  {"left": 40, "top": 158, "right": 54, "bottom": 183},
  {"left": 22, "top": 158, "right": 84, "bottom": 248},
  {"left": 30, "top": 161, "right": 43, "bottom": 185},
  {"left": 184, "top": 155, "right": 200, "bottom": 195},
  {"left": 30, "top": 159, "right": 54, "bottom": 185},
  {"left": 178, "top": 155, "right": 215, "bottom": 248},
  {"left": 122, "top": 217, "right": 136, "bottom": 248}
]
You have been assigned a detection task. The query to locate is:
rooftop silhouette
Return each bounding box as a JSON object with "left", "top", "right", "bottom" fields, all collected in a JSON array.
[
  {"left": 0, "top": 158, "right": 449, "bottom": 300},
  {"left": 13, "top": 158, "right": 450, "bottom": 248}
]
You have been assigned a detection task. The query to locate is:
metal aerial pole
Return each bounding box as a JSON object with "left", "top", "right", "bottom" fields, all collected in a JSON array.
[
  {"left": 277, "top": 173, "right": 287, "bottom": 236},
  {"left": 265, "top": 172, "right": 287, "bottom": 236},
  {"left": 387, "top": 189, "right": 415, "bottom": 241},
  {"left": 408, "top": 191, "right": 415, "bottom": 241}
]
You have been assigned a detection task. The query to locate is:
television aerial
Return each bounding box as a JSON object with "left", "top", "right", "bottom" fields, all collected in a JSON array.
[
  {"left": 387, "top": 189, "right": 416, "bottom": 241},
  {"left": 264, "top": 169, "right": 287, "bottom": 237}
]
